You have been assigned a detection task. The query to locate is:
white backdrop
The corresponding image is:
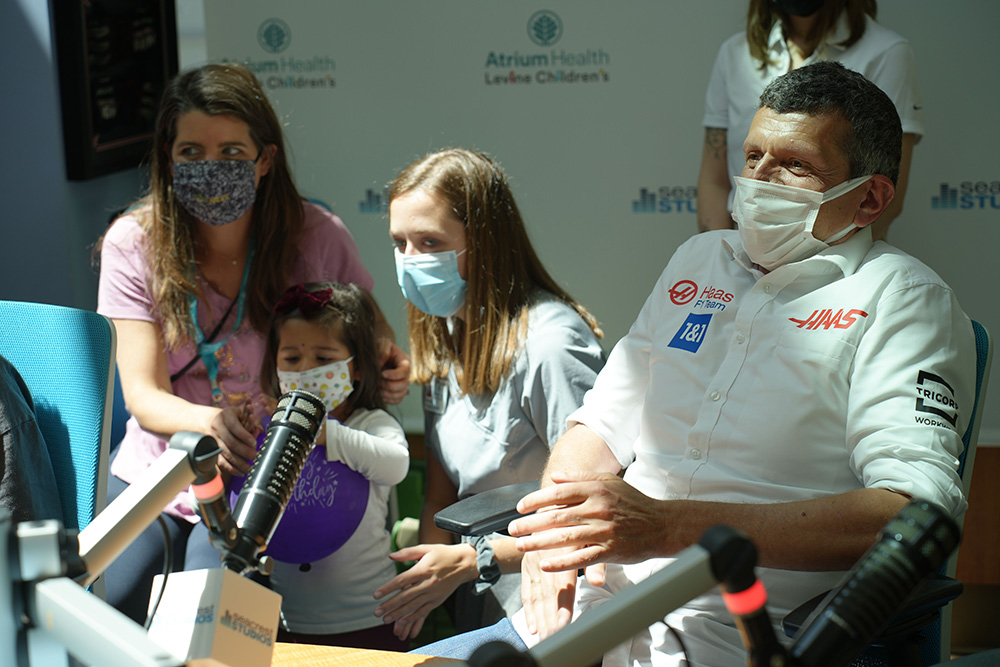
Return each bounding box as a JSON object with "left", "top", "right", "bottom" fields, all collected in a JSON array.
[{"left": 202, "top": 1, "right": 999, "bottom": 442}]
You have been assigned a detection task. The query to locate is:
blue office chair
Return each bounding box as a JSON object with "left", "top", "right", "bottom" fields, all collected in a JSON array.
[
  {"left": 925, "top": 319, "right": 992, "bottom": 665},
  {"left": 0, "top": 301, "right": 116, "bottom": 534}
]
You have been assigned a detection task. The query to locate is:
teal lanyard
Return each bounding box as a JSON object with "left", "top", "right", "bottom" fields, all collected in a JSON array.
[{"left": 187, "top": 241, "right": 255, "bottom": 406}]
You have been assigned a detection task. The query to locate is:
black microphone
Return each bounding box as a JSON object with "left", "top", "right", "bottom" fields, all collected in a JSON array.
[
  {"left": 222, "top": 390, "right": 326, "bottom": 574},
  {"left": 789, "top": 500, "right": 960, "bottom": 667}
]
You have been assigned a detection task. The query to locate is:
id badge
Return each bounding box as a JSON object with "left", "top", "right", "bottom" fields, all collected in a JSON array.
[{"left": 424, "top": 378, "right": 448, "bottom": 415}]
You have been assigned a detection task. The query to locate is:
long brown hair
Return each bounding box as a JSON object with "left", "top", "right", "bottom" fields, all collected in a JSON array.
[
  {"left": 389, "top": 148, "right": 602, "bottom": 396},
  {"left": 746, "top": 0, "right": 877, "bottom": 70},
  {"left": 261, "top": 282, "right": 386, "bottom": 415},
  {"left": 109, "top": 63, "right": 305, "bottom": 349}
]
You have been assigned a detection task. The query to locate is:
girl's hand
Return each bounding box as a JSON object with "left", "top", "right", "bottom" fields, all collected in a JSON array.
[
  {"left": 210, "top": 403, "right": 259, "bottom": 476},
  {"left": 372, "top": 543, "right": 477, "bottom": 640}
]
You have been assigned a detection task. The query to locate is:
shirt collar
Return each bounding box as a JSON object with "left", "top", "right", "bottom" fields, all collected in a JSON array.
[
  {"left": 767, "top": 14, "right": 854, "bottom": 67},
  {"left": 725, "top": 226, "right": 874, "bottom": 278}
]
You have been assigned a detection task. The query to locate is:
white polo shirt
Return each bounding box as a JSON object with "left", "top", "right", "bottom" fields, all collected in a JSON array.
[
  {"left": 704, "top": 15, "right": 924, "bottom": 210},
  {"left": 569, "top": 229, "right": 974, "bottom": 666}
]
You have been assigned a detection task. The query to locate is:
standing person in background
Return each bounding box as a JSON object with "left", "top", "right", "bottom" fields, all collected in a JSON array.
[
  {"left": 697, "top": 0, "right": 922, "bottom": 240},
  {"left": 97, "top": 63, "right": 408, "bottom": 624},
  {"left": 372, "top": 148, "right": 605, "bottom": 646}
]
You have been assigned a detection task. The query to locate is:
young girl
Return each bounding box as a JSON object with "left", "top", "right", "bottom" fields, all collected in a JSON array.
[{"left": 253, "top": 281, "right": 409, "bottom": 650}]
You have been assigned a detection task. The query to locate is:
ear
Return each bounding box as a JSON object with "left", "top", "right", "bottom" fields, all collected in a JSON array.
[
  {"left": 257, "top": 143, "right": 277, "bottom": 178},
  {"left": 852, "top": 175, "right": 895, "bottom": 229}
]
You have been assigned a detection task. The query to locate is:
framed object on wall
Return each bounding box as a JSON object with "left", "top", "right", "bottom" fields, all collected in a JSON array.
[{"left": 52, "top": 0, "right": 178, "bottom": 181}]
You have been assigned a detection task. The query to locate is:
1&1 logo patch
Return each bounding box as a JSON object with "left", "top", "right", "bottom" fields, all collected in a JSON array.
[{"left": 669, "top": 313, "right": 712, "bottom": 353}]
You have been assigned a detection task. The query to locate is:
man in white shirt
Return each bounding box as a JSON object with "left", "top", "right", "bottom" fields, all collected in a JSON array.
[{"left": 508, "top": 61, "right": 975, "bottom": 666}]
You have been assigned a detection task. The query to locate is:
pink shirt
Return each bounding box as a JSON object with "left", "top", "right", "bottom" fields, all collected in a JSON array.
[{"left": 98, "top": 201, "right": 373, "bottom": 520}]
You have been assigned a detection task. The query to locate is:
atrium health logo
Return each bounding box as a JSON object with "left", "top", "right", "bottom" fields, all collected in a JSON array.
[
  {"left": 528, "top": 10, "right": 563, "bottom": 47},
  {"left": 258, "top": 18, "right": 291, "bottom": 54}
]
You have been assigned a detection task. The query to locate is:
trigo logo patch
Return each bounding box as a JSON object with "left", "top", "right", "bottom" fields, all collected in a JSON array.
[{"left": 914, "top": 371, "right": 959, "bottom": 428}]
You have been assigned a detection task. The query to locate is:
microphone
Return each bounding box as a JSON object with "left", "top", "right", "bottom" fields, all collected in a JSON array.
[
  {"left": 222, "top": 390, "right": 326, "bottom": 574},
  {"left": 789, "top": 500, "right": 961, "bottom": 667},
  {"left": 177, "top": 431, "right": 241, "bottom": 555},
  {"left": 698, "top": 524, "right": 787, "bottom": 667}
]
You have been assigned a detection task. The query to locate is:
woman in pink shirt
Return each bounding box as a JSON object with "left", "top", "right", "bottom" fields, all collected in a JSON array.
[{"left": 97, "top": 63, "right": 408, "bottom": 623}]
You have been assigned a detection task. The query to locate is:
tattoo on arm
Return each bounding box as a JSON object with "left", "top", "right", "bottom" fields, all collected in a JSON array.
[{"left": 705, "top": 128, "right": 727, "bottom": 160}]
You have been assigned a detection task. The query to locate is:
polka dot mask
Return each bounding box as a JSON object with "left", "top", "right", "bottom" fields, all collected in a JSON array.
[{"left": 277, "top": 357, "right": 354, "bottom": 415}]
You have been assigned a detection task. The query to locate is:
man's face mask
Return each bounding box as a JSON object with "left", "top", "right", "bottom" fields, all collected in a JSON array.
[
  {"left": 394, "top": 248, "right": 468, "bottom": 318},
  {"left": 173, "top": 158, "right": 260, "bottom": 226},
  {"left": 732, "top": 175, "right": 871, "bottom": 271}
]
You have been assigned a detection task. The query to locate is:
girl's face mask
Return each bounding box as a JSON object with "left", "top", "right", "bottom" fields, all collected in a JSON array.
[
  {"left": 732, "top": 175, "right": 871, "bottom": 271},
  {"left": 277, "top": 357, "right": 354, "bottom": 414}
]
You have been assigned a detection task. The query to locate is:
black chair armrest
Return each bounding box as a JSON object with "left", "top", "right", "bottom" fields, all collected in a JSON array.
[
  {"left": 433, "top": 481, "right": 541, "bottom": 536},
  {"left": 782, "top": 574, "right": 963, "bottom": 645}
]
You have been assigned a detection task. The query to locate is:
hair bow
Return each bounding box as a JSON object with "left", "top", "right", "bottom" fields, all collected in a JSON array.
[{"left": 274, "top": 284, "right": 334, "bottom": 317}]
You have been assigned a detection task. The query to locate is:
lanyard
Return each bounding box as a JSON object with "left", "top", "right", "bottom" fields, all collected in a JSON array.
[{"left": 187, "top": 241, "right": 255, "bottom": 406}]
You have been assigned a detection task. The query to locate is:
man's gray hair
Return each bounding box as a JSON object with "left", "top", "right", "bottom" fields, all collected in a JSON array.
[{"left": 759, "top": 61, "right": 902, "bottom": 185}]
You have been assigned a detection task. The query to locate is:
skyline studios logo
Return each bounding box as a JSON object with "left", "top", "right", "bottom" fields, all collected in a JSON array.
[
  {"left": 483, "top": 10, "right": 611, "bottom": 86},
  {"left": 931, "top": 180, "right": 1000, "bottom": 210}
]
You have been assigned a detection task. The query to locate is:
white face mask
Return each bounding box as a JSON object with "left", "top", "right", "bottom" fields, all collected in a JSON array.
[
  {"left": 732, "top": 175, "right": 872, "bottom": 271},
  {"left": 277, "top": 357, "right": 353, "bottom": 414}
]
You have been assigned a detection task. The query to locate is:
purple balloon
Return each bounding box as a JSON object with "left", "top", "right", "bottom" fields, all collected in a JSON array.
[{"left": 230, "top": 425, "right": 370, "bottom": 563}]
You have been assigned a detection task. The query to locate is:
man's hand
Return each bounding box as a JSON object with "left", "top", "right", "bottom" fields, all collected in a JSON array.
[
  {"left": 509, "top": 471, "right": 669, "bottom": 572},
  {"left": 519, "top": 547, "right": 579, "bottom": 639},
  {"left": 378, "top": 339, "right": 411, "bottom": 405}
]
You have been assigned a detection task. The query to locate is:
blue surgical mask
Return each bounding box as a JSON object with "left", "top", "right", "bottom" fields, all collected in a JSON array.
[
  {"left": 394, "top": 248, "right": 467, "bottom": 318},
  {"left": 173, "top": 158, "right": 259, "bottom": 226}
]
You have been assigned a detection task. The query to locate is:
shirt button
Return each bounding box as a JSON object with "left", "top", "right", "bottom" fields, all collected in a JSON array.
[
  {"left": 763, "top": 284, "right": 773, "bottom": 294},
  {"left": 735, "top": 332, "right": 745, "bottom": 344},
  {"left": 710, "top": 391, "right": 721, "bottom": 401},
  {"left": 690, "top": 449, "right": 701, "bottom": 460}
]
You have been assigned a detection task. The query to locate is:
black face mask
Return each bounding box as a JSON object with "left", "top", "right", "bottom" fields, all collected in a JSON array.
[{"left": 772, "top": 0, "right": 824, "bottom": 17}]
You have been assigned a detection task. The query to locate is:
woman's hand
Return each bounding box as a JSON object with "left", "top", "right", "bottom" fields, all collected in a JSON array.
[
  {"left": 372, "top": 543, "right": 477, "bottom": 640},
  {"left": 210, "top": 403, "right": 260, "bottom": 476},
  {"left": 378, "top": 339, "right": 411, "bottom": 405}
]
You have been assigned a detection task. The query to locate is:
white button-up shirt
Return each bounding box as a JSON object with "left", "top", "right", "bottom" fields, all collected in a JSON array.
[{"left": 569, "top": 230, "right": 975, "bottom": 666}]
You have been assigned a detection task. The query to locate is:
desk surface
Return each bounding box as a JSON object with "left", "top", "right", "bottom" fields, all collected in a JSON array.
[{"left": 272, "top": 643, "right": 460, "bottom": 666}]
